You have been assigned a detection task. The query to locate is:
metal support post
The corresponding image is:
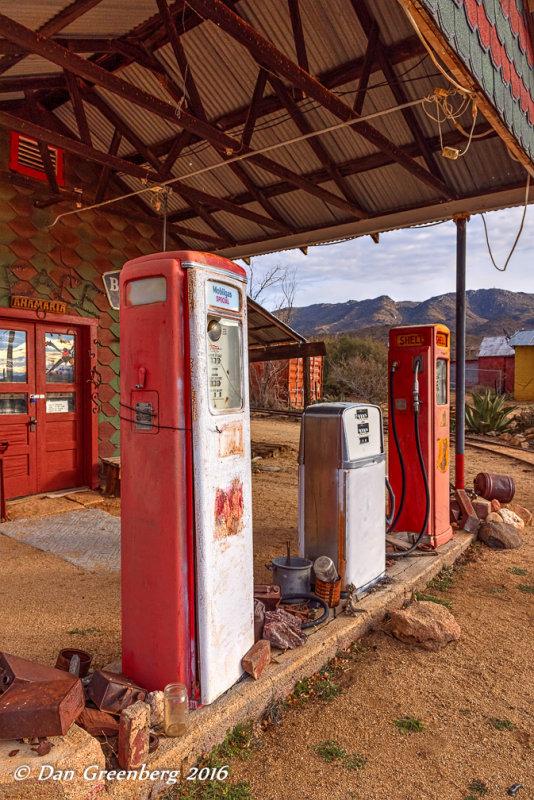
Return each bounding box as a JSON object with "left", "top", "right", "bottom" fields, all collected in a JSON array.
[{"left": 455, "top": 215, "right": 468, "bottom": 490}]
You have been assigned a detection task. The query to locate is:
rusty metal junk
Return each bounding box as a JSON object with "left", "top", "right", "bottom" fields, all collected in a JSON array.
[
  {"left": 0, "top": 652, "right": 84, "bottom": 739},
  {"left": 55, "top": 648, "right": 92, "bottom": 678},
  {"left": 86, "top": 670, "right": 147, "bottom": 716},
  {"left": 254, "top": 584, "right": 281, "bottom": 610},
  {"left": 314, "top": 577, "right": 342, "bottom": 608},
  {"left": 474, "top": 472, "right": 515, "bottom": 503}
]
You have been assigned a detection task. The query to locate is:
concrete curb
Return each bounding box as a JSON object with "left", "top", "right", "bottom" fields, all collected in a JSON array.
[
  {"left": 106, "top": 533, "right": 474, "bottom": 798},
  {"left": 0, "top": 534, "right": 474, "bottom": 799}
]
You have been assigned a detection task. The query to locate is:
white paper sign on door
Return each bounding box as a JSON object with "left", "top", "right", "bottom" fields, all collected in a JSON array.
[{"left": 46, "top": 399, "right": 69, "bottom": 413}]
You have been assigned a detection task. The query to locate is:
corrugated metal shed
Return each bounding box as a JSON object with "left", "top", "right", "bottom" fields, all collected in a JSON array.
[
  {"left": 508, "top": 330, "right": 534, "bottom": 347},
  {"left": 478, "top": 336, "right": 515, "bottom": 357}
]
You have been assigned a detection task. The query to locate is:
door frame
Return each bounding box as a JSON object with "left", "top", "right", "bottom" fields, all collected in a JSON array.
[{"left": 0, "top": 308, "right": 99, "bottom": 492}]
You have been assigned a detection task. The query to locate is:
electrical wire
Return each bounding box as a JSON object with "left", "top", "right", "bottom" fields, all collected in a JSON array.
[
  {"left": 119, "top": 401, "right": 190, "bottom": 431},
  {"left": 481, "top": 174, "right": 531, "bottom": 272},
  {"left": 402, "top": 5, "right": 474, "bottom": 95},
  {"left": 49, "top": 94, "right": 429, "bottom": 228}
]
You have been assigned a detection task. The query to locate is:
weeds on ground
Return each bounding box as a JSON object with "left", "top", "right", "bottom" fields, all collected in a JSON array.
[
  {"left": 428, "top": 565, "right": 458, "bottom": 593},
  {"left": 313, "top": 740, "right": 366, "bottom": 770},
  {"left": 168, "top": 726, "right": 255, "bottom": 800},
  {"left": 467, "top": 778, "right": 489, "bottom": 795},
  {"left": 490, "top": 587, "right": 505, "bottom": 594},
  {"left": 508, "top": 567, "right": 528, "bottom": 576},
  {"left": 288, "top": 660, "right": 344, "bottom": 705},
  {"left": 489, "top": 717, "right": 516, "bottom": 731},
  {"left": 393, "top": 715, "right": 425, "bottom": 734},
  {"left": 67, "top": 626, "right": 101, "bottom": 635},
  {"left": 413, "top": 590, "right": 452, "bottom": 609},
  {"left": 206, "top": 724, "right": 254, "bottom": 765},
  {"left": 517, "top": 584, "right": 534, "bottom": 593},
  {"left": 261, "top": 699, "right": 287, "bottom": 728}
]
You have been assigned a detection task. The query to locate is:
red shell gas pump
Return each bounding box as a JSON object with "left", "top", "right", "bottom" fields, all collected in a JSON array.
[
  {"left": 120, "top": 251, "right": 254, "bottom": 704},
  {"left": 387, "top": 324, "right": 452, "bottom": 549}
]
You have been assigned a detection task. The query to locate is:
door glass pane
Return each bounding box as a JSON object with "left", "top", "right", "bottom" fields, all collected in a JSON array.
[
  {"left": 46, "top": 392, "right": 75, "bottom": 413},
  {"left": 0, "top": 330, "right": 26, "bottom": 383},
  {"left": 0, "top": 393, "right": 27, "bottom": 414},
  {"left": 45, "top": 333, "right": 75, "bottom": 383}
]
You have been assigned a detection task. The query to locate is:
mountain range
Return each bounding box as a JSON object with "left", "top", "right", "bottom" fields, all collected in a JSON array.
[{"left": 285, "top": 289, "right": 534, "bottom": 342}]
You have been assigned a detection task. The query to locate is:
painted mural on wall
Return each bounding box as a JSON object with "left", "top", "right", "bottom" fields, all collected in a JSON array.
[{"left": 420, "top": 0, "right": 534, "bottom": 160}]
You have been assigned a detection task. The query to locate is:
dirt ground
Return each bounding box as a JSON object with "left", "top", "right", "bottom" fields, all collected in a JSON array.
[{"left": 1, "top": 416, "right": 533, "bottom": 799}]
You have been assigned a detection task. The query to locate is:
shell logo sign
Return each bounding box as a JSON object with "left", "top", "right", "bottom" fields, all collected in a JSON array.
[{"left": 395, "top": 333, "right": 426, "bottom": 347}]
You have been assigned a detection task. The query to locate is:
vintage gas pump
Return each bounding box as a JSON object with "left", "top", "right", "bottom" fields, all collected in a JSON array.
[
  {"left": 120, "top": 251, "right": 254, "bottom": 705},
  {"left": 298, "top": 403, "right": 386, "bottom": 593},
  {"left": 387, "top": 324, "right": 452, "bottom": 549}
]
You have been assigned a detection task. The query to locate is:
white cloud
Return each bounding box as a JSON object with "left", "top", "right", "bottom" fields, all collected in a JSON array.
[{"left": 240, "top": 205, "right": 534, "bottom": 310}]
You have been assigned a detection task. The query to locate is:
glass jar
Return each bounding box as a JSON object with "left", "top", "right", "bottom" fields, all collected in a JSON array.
[
  {"left": 313, "top": 556, "right": 338, "bottom": 583},
  {"left": 163, "top": 683, "right": 189, "bottom": 737}
]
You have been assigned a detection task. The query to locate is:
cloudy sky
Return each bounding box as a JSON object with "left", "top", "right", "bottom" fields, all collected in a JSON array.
[{"left": 240, "top": 204, "right": 533, "bottom": 311}]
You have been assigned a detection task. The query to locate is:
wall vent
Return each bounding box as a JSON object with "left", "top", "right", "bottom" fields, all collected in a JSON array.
[{"left": 9, "top": 132, "right": 65, "bottom": 185}]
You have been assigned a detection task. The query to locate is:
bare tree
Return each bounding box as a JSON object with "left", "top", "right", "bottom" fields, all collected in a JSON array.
[
  {"left": 248, "top": 261, "right": 287, "bottom": 304},
  {"left": 247, "top": 260, "right": 300, "bottom": 409}
]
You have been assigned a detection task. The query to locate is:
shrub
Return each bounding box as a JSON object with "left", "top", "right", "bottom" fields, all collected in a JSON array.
[
  {"left": 324, "top": 335, "right": 388, "bottom": 404},
  {"left": 465, "top": 389, "right": 517, "bottom": 433}
]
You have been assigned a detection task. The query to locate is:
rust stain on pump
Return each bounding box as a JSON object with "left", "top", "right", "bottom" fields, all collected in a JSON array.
[
  {"left": 437, "top": 437, "right": 449, "bottom": 472},
  {"left": 218, "top": 422, "right": 243, "bottom": 458},
  {"left": 214, "top": 479, "right": 244, "bottom": 537}
]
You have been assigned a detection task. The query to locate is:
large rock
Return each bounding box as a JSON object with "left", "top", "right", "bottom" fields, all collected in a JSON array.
[
  {"left": 263, "top": 608, "right": 306, "bottom": 649},
  {"left": 504, "top": 503, "right": 533, "bottom": 527},
  {"left": 478, "top": 520, "right": 523, "bottom": 549},
  {"left": 498, "top": 508, "right": 525, "bottom": 530},
  {"left": 388, "top": 601, "right": 461, "bottom": 652}
]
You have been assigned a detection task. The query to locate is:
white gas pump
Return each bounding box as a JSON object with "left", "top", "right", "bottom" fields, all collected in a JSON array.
[{"left": 298, "top": 403, "right": 386, "bottom": 593}]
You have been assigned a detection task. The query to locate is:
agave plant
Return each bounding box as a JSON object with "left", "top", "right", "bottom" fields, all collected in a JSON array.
[{"left": 464, "top": 389, "right": 517, "bottom": 434}]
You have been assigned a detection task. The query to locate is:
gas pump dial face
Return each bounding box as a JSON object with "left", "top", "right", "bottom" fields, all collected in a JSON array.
[{"left": 207, "top": 316, "right": 243, "bottom": 411}]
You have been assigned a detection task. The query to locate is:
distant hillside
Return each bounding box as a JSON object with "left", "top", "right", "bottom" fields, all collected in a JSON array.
[{"left": 285, "top": 289, "right": 534, "bottom": 341}]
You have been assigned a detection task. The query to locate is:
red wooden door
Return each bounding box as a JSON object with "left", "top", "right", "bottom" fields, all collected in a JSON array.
[
  {"left": 35, "top": 325, "right": 84, "bottom": 493},
  {"left": 0, "top": 322, "right": 38, "bottom": 497}
]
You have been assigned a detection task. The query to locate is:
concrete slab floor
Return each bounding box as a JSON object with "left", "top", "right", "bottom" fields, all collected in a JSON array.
[
  {"left": 0, "top": 532, "right": 475, "bottom": 800},
  {"left": 1, "top": 509, "right": 120, "bottom": 573}
]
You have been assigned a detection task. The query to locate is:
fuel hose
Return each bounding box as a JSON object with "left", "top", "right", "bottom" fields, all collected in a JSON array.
[
  {"left": 387, "top": 394, "right": 431, "bottom": 558},
  {"left": 387, "top": 362, "right": 406, "bottom": 531}
]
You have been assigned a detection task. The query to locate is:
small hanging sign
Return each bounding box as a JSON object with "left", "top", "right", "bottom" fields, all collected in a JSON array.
[
  {"left": 102, "top": 271, "right": 120, "bottom": 310},
  {"left": 10, "top": 296, "right": 66, "bottom": 314}
]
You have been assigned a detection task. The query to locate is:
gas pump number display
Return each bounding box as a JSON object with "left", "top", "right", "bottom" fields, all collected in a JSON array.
[{"left": 207, "top": 316, "right": 243, "bottom": 412}]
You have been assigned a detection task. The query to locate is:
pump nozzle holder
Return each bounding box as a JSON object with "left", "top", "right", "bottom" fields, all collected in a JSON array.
[
  {"left": 412, "top": 361, "right": 421, "bottom": 413},
  {"left": 135, "top": 367, "right": 147, "bottom": 389}
]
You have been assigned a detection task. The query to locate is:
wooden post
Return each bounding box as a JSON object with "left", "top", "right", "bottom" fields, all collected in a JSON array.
[{"left": 303, "top": 356, "right": 311, "bottom": 408}]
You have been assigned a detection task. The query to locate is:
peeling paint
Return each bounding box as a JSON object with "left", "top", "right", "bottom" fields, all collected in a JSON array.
[
  {"left": 218, "top": 422, "right": 244, "bottom": 458},
  {"left": 437, "top": 437, "right": 449, "bottom": 473},
  {"left": 214, "top": 479, "right": 244, "bottom": 538}
]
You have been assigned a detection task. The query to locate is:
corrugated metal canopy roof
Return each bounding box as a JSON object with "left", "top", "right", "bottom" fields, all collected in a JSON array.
[
  {"left": 0, "top": 0, "right": 533, "bottom": 258},
  {"left": 247, "top": 296, "right": 307, "bottom": 349}
]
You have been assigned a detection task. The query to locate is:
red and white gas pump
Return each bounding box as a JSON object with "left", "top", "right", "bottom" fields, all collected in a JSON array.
[
  {"left": 120, "top": 251, "right": 254, "bottom": 705},
  {"left": 387, "top": 324, "right": 452, "bottom": 549}
]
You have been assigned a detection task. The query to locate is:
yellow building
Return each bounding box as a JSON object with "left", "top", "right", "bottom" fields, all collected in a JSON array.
[{"left": 509, "top": 331, "right": 534, "bottom": 401}]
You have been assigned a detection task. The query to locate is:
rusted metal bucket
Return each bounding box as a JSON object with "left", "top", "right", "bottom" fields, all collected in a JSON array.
[
  {"left": 314, "top": 577, "right": 342, "bottom": 608},
  {"left": 474, "top": 472, "right": 515, "bottom": 503},
  {"left": 267, "top": 556, "right": 312, "bottom": 596},
  {"left": 55, "top": 648, "right": 92, "bottom": 678}
]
